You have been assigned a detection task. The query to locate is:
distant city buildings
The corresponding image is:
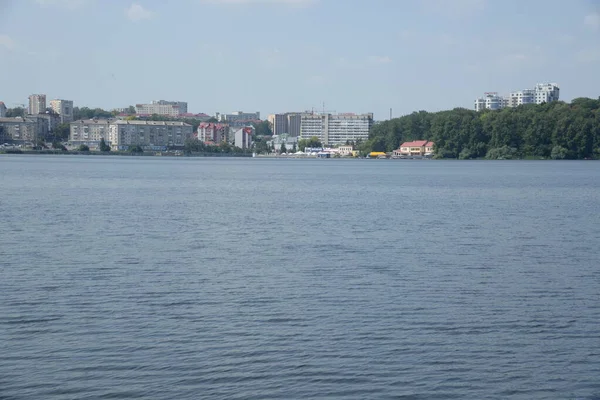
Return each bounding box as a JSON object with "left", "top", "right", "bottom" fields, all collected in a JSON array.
[
  {"left": 474, "top": 83, "right": 560, "bottom": 111},
  {"left": 28, "top": 94, "right": 46, "bottom": 115},
  {"left": 69, "top": 119, "right": 193, "bottom": 150},
  {"left": 216, "top": 111, "right": 260, "bottom": 127},
  {"left": 267, "top": 112, "right": 303, "bottom": 136},
  {"left": 49, "top": 99, "right": 74, "bottom": 123},
  {"left": 135, "top": 100, "right": 188, "bottom": 116},
  {"left": 300, "top": 112, "right": 373, "bottom": 146},
  {"left": 0, "top": 101, "right": 6, "bottom": 118}
]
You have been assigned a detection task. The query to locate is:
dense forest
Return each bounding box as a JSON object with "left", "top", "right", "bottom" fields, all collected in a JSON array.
[{"left": 363, "top": 97, "right": 600, "bottom": 159}]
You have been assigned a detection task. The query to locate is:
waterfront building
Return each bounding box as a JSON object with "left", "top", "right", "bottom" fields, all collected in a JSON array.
[
  {"left": 474, "top": 83, "right": 560, "bottom": 111},
  {"left": 197, "top": 122, "right": 229, "bottom": 143},
  {"left": 0, "top": 116, "right": 46, "bottom": 143},
  {"left": 70, "top": 119, "right": 192, "bottom": 149},
  {"left": 135, "top": 100, "right": 188, "bottom": 116},
  {"left": 234, "top": 126, "right": 254, "bottom": 150},
  {"left": 393, "top": 140, "right": 435, "bottom": 157},
  {"left": 49, "top": 99, "right": 74, "bottom": 123},
  {"left": 28, "top": 94, "right": 46, "bottom": 115},
  {"left": 70, "top": 119, "right": 113, "bottom": 144},
  {"left": 300, "top": 112, "right": 373, "bottom": 146},
  {"left": 108, "top": 120, "right": 192, "bottom": 150},
  {"left": 0, "top": 101, "right": 6, "bottom": 118},
  {"left": 269, "top": 134, "right": 298, "bottom": 152},
  {"left": 216, "top": 111, "right": 260, "bottom": 127}
]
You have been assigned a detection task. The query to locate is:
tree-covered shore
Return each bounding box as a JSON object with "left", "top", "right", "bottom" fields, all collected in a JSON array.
[{"left": 362, "top": 97, "right": 600, "bottom": 159}]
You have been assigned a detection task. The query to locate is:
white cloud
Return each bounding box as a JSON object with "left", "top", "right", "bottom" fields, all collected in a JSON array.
[
  {"left": 125, "top": 3, "right": 155, "bottom": 22},
  {"left": 584, "top": 13, "right": 600, "bottom": 31},
  {"left": 367, "top": 55, "right": 392, "bottom": 64},
  {"left": 0, "top": 34, "right": 15, "bottom": 50}
]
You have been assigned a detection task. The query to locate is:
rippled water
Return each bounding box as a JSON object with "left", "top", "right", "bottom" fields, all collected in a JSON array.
[{"left": 1, "top": 155, "right": 600, "bottom": 399}]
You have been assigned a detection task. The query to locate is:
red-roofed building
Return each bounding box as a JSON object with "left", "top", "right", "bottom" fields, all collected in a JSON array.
[
  {"left": 394, "top": 140, "right": 435, "bottom": 156},
  {"left": 197, "top": 122, "right": 229, "bottom": 143}
]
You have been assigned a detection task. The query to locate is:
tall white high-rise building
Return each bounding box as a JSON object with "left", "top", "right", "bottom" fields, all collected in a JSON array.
[
  {"left": 29, "top": 94, "right": 46, "bottom": 115},
  {"left": 300, "top": 112, "right": 373, "bottom": 145},
  {"left": 49, "top": 99, "right": 74, "bottom": 123}
]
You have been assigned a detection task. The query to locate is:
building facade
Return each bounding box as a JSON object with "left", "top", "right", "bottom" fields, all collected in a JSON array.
[
  {"left": 475, "top": 83, "right": 560, "bottom": 111},
  {"left": 70, "top": 119, "right": 192, "bottom": 149},
  {"left": 216, "top": 111, "right": 260, "bottom": 127},
  {"left": 29, "top": 94, "right": 46, "bottom": 115},
  {"left": 197, "top": 123, "right": 229, "bottom": 143},
  {"left": 49, "top": 99, "right": 74, "bottom": 123},
  {"left": 300, "top": 112, "right": 373, "bottom": 145},
  {"left": 0, "top": 101, "right": 7, "bottom": 118},
  {"left": 0, "top": 116, "right": 45, "bottom": 143},
  {"left": 393, "top": 140, "right": 435, "bottom": 157},
  {"left": 135, "top": 100, "right": 188, "bottom": 116},
  {"left": 234, "top": 126, "right": 254, "bottom": 149},
  {"left": 268, "top": 112, "right": 303, "bottom": 136},
  {"left": 70, "top": 119, "right": 113, "bottom": 144}
]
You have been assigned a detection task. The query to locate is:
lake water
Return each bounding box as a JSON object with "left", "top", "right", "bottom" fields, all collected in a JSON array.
[{"left": 1, "top": 155, "right": 600, "bottom": 399}]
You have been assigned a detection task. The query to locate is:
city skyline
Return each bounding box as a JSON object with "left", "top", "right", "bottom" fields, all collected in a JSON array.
[{"left": 1, "top": 0, "right": 599, "bottom": 120}]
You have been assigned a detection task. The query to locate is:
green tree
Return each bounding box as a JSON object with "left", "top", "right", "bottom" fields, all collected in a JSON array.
[
  {"left": 129, "top": 145, "right": 144, "bottom": 153},
  {"left": 53, "top": 123, "right": 70, "bottom": 141},
  {"left": 253, "top": 120, "right": 273, "bottom": 136},
  {"left": 292, "top": 143, "right": 297, "bottom": 153},
  {"left": 78, "top": 144, "right": 90, "bottom": 152},
  {"left": 52, "top": 141, "right": 67, "bottom": 151},
  {"left": 550, "top": 145, "right": 568, "bottom": 159},
  {"left": 280, "top": 143, "right": 287, "bottom": 153},
  {"left": 99, "top": 138, "right": 111, "bottom": 152},
  {"left": 6, "top": 107, "right": 25, "bottom": 117}
]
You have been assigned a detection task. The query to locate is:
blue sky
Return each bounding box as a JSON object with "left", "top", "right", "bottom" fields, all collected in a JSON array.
[{"left": 1, "top": 0, "right": 599, "bottom": 120}]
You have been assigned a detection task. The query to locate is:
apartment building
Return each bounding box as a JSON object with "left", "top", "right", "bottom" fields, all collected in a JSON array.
[
  {"left": 267, "top": 112, "right": 303, "bottom": 136},
  {"left": 300, "top": 112, "right": 373, "bottom": 145},
  {"left": 216, "top": 111, "right": 260, "bottom": 127},
  {"left": 0, "top": 116, "right": 46, "bottom": 143},
  {"left": 29, "top": 94, "right": 46, "bottom": 115},
  {"left": 197, "top": 123, "right": 229, "bottom": 143},
  {"left": 135, "top": 100, "right": 188, "bottom": 116},
  {"left": 234, "top": 126, "right": 254, "bottom": 149},
  {"left": 70, "top": 119, "right": 192, "bottom": 149},
  {"left": 49, "top": 99, "right": 74, "bottom": 123},
  {"left": 474, "top": 83, "right": 560, "bottom": 111}
]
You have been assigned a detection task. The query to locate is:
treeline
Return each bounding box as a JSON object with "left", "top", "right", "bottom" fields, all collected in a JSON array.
[{"left": 363, "top": 97, "right": 600, "bottom": 159}]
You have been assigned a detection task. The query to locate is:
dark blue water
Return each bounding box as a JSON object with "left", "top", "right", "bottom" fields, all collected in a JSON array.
[{"left": 1, "top": 155, "right": 600, "bottom": 399}]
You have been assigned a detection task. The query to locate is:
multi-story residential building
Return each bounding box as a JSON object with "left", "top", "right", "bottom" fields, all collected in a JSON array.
[
  {"left": 0, "top": 116, "right": 46, "bottom": 143},
  {"left": 234, "top": 126, "right": 254, "bottom": 150},
  {"left": 70, "top": 119, "right": 113, "bottom": 144},
  {"left": 108, "top": 120, "right": 192, "bottom": 150},
  {"left": 135, "top": 100, "right": 188, "bottom": 116},
  {"left": 474, "top": 93, "right": 508, "bottom": 112},
  {"left": 70, "top": 119, "right": 192, "bottom": 149},
  {"left": 474, "top": 83, "right": 560, "bottom": 111},
  {"left": 29, "top": 94, "right": 46, "bottom": 115},
  {"left": 300, "top": 112, "right": 373, "bottom": 145},
  {"left": 0, "top": 101, "right": 7, "bottom": 118},
  {"left": 267, "top": 112, "right": 304, "bottom": 136},
  {"left": 197, "top": 123, "right": 229, "bottom": 143},
  {"left": 216, "top": 111, "right": 260, "bottom": 127},
  {"left": 49, "top": 99, "right": 74, "bottom": 123}
]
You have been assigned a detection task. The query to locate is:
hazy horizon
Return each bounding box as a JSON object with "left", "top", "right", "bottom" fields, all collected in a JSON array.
[{"left": 1, "top": 0, "right": 599, "bottom": 120}]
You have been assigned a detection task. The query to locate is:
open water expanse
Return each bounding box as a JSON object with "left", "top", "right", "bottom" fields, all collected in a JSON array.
[{"left": 1, "top": 155, "right": 600, "bottom": 399}]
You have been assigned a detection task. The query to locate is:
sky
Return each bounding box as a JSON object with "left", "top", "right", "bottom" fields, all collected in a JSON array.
[{"left": 0, "top": 0, "right": 599, "bottom": 120}]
